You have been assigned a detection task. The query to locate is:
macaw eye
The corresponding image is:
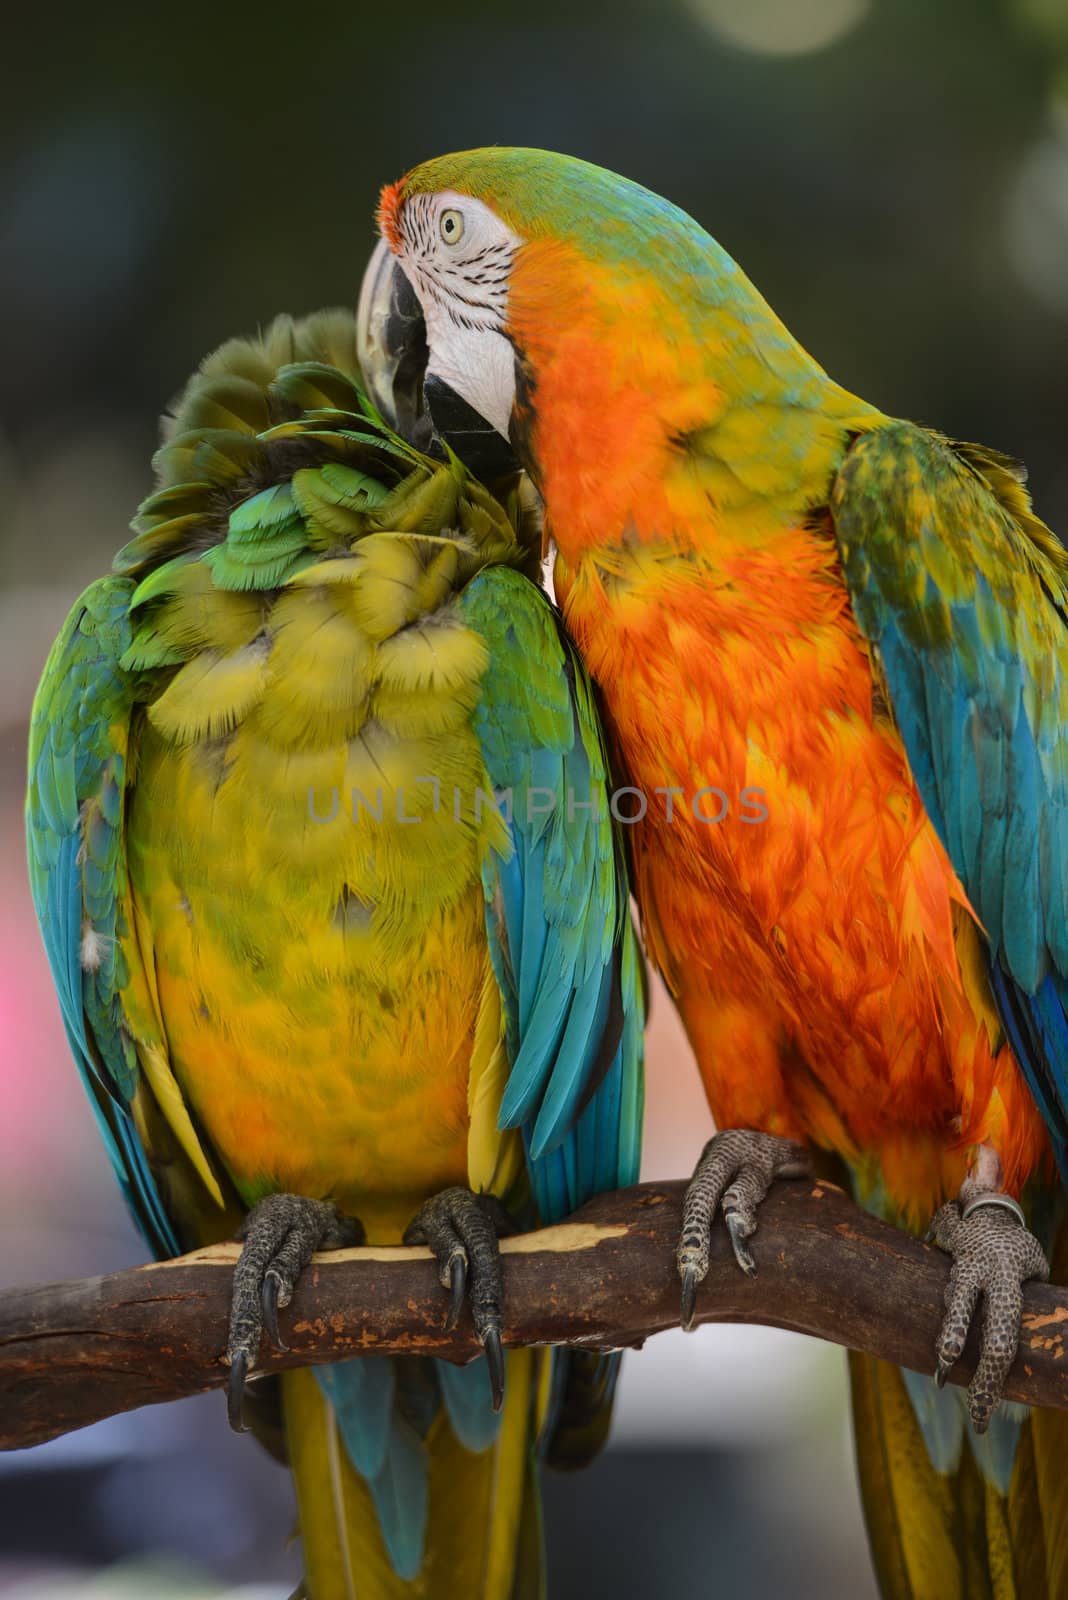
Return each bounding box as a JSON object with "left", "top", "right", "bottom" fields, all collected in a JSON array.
[{"left": 439, "top": 209, "right": 465, "bottom": 246}]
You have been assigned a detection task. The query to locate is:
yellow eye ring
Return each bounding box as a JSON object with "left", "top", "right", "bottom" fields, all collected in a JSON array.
[{"left": 439, "top": 208, "right": 465, "bottom": 245}]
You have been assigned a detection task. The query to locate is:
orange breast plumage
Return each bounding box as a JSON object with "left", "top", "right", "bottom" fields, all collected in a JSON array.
[{"left": 558, "top": 527, "right": 1048, "bottom": 1224}]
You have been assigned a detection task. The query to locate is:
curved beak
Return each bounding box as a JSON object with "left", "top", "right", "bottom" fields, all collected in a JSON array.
[
  {"left": 357, "top": 239, "right": 436, "bottom": 454},
  {"left": 357, "top": 240, "right": 521, "bottom": 480}
]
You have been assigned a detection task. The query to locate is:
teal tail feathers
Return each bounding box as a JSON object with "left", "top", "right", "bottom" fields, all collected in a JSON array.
[{"left": 285, "top": 1350, "right": 542, "bottom": 1600}]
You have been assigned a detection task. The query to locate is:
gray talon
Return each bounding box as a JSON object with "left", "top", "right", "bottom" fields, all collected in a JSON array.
[
  {"left": 676, "top": 1129, "right": 812, "bottom": 1327},
  {"left": 446, "top": 1252, "right": 467, "bottom": 1333},
  {"left": 227, "top": 1349, "right": 249, "bottom": 1432},
  {"left": 262, "top": 1271, "right": 288, "bottom": 1352},
  {"left": 405, "top": 1186, "right": 514, "bottom": 1410},
  {"left": 225, "top": 1193, "right": 363, "bottom": 1430},
  {"left": 725, "top": 1211, "right": 757, "bottom": 1276},
  {"left": 928, "top": 1182, "right": 1049, "bottom": 1430},
  {"left": 679, "top": 1267, "right": 699, "bottom": 1333},
  {"left": 484, "top": 1327, "right": 505, "bottom": 1413}
]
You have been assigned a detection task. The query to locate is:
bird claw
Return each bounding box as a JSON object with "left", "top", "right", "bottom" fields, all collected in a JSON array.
[
  {"left": 724, "top": 1210, "right": 757, "bottom": 1277},
  {"left": 679, "top": 1266, "right": 700, "bottom": 1334},
  {"left": 676, "top": 1129, "right": 811, "bottom": 1329},
  {"left": 483, "top": 1326, "right": 505, "bottom": 1414},
  {"left": 227, "top": 1348, "right": 249, "bottom": 1432},
  {"left": 404, "top": 1186, "right": 515, "bottom": 1412},
  {"left": 927, "top": 1185, "right": 1049, "bottom": 1431},
  {"left": 224, "top": 1193, "right": 363, "bottom": 1433},
  {"left": 445, "top": 1251, "right": 467, "bottom": 1334},
  {"left": 261, "top": 1271, "right": 288, "bottom": 1353}
]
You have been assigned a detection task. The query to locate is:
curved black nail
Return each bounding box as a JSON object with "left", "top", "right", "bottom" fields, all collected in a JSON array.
[
  {"left": 262, "top": 1272, "right": 288, "bottom": 1352},
  {"left": 680, "top": 1267, "right": 699, "bottom": 1333},
  {"left": 725, "top": 1212, "right": 756, "bottom": 1277},
  {"left": 227, "top": 1350, "right": 249, "bottom": 1432},
  {"left": 484, "top": 1327, "right": 505, "bottom": 1413},
  {"left": 445, "top": 1253, "right": 467, "bottom": 1333}
]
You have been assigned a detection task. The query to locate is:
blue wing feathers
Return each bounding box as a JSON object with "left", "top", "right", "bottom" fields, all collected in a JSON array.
[
  {"left": 27, "top": 579, "right": 178, "bottom": 1255},
  {"left": 834, "top": 423, "right": 1068, "bottom": 1181},
  {"left": 460, "top": 564, "right": 644, "bottom": 1222},
  {"left": 988, "top": 966, "right": 1068, "bottom": 1178},
  {"left": 517, "top": 843, "right": 549, "bottom": 1029},
  {"left": 529, "top": 964, "right": 613, "bottom": 1160},
  {"left": 1044, "top": 810, "right": 1068, "bottom": 973}
]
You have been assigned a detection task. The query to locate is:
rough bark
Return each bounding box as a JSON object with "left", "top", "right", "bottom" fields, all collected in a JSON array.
[{"left": 2, "top": 1178, "right": 1066, "bottom": 1450}]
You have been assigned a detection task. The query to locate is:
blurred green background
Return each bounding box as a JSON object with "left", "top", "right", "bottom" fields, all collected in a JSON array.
[{"left": 2, "top": 0, "right": 1067, "bottom": 1594}]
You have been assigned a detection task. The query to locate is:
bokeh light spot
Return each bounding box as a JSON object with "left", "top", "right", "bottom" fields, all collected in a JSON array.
[
  {"left": 1005, "top": 127, "right": 1068, "bottom": 314},
  {"left": 683, "top": 0, "right": 871, "bottom": 57}
]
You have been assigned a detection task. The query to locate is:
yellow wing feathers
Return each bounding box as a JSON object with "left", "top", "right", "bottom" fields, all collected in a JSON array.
[
  {"left": 124, "top": 526, "right": 510, "bottom": 1225},
  {"left": 284, "top": 1352, "right": 540, "bottom": 1600},
  {"left": 467, "top": 961, "right": 524, "bottom": 1201}
]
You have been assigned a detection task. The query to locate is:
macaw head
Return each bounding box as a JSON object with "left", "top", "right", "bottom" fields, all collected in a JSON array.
[
  {"left": 359, "top": 147, "right": 842, "bottom": 554},
  {"left": 359, "top": 149, "right": 727, "bottom": 479}
]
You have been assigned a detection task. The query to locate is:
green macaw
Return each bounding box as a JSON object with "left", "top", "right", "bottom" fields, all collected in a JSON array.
[{"left": 26, "top": 307, "right": 644, "bottom": 1599}]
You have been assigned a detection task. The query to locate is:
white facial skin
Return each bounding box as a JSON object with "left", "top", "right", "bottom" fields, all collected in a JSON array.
[{"left": 391, "top": 190, "right": 523, "bottom": 439}]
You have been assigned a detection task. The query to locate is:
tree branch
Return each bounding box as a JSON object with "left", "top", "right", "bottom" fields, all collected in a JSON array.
[{"left": 3, "top": 1178, "right": 1067, "bottom": 1451}]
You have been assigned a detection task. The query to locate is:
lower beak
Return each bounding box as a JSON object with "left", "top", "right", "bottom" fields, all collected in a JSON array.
[{"left": 356, "top": 241, "right": 521, "bottom": 480}]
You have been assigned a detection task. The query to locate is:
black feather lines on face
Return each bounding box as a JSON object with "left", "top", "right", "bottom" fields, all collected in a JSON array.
[{"left": 402, "top": 194, "right": 513, "bottom": 335}]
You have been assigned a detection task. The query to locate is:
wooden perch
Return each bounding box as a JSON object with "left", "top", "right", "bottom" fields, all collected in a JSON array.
[{"left": 3, "top": 1178, "right": 1067, "bottom": 1451}]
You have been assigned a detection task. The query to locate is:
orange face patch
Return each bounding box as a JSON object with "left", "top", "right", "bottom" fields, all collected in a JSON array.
[{"left": 376, "top": 178, "right": 406, "bottom": 253}]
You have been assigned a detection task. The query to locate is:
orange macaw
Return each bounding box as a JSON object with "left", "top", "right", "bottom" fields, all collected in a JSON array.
[{"left": 361, "top": 147, "right": 1068, "bottom": 1598}]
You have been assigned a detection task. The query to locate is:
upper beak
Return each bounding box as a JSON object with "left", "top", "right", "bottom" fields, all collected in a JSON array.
[
  {"left": 356, "top": 239, "right": 436, "bottom": 454},
  {"left": 357, "top": 240, "right": 521, "bottom": 480}
]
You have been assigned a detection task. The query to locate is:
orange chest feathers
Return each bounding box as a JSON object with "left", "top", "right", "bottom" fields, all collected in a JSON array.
[{"left": 556, "top": 531, "right": 1048, "bottom": 1217}]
